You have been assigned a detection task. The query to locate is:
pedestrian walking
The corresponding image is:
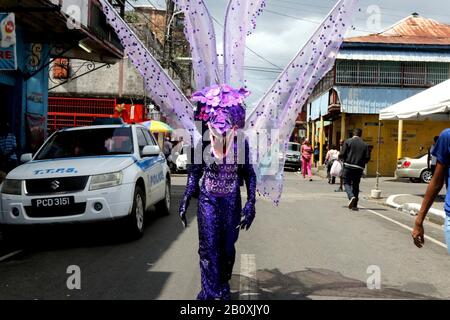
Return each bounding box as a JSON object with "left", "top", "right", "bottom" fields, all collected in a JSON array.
[
  {"left": 313, "top": 144, "right": 320, "bottom": 168},
  {"left": 335, "top": 139, "right": 345, "bottom": 192},
  {"left": 301, "top": 139, "right": 313, "bottom": 181},
  {"left": 339, "top": 128, "right": 370, "bottom": 211},
  {"left": 412, "top": 129, "right": 450, "bottom": 253},
  {"left": 0, "top": 122, "right": 18, "bottom": 174},
  {"left": 325, "top": 145, "right": 340, "bottom": 184}
]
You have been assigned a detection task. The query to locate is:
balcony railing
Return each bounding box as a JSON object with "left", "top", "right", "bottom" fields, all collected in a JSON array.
[{"left": 336, "top": 60, "right": 450, "bottom": 87}]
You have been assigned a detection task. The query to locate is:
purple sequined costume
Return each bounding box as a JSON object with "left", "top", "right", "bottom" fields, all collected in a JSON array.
[
  {"left": 99, "top": 0, "right": 358, "bottom": 301},
  {"left": 179, "top": 85, "right": 257, "bottom": 300}
]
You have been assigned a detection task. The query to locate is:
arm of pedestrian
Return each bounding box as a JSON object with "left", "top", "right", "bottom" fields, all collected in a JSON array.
[
  {"left": 365, "top": 145, "right": 371, "bottom": 164},
  {"left": 339, "top": 142, "right": 347, "bottom": 161},
  {"left": 412, "top": 161, "right": 447, "bottom": 248}
]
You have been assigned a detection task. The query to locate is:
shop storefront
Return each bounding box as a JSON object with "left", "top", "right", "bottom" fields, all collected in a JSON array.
[{"left": 0, "top": 12, "right": 49, "bottom": 154}]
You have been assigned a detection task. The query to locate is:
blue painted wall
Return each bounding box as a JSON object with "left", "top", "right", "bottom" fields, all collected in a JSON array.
[{"left": 0, "top": 23, "right": 49, "bottom": 153}]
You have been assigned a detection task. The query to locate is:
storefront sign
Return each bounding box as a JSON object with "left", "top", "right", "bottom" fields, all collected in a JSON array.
[{"left": 0, "top": 13, "right": 16, "bottom": 70}]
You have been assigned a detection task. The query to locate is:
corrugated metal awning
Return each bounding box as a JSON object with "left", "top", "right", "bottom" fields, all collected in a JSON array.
[
  {"left": 335, "top": 86, "right": 424, "bottom": 114},
  {"left": 310, "top": 92, "right": 329, "bottom": 121},
  {"left": 337, "top": 49, "right": 450, "bottom": 63}
]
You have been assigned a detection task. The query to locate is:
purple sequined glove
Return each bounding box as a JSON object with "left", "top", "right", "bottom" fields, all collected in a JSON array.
[
  {"left": 179, "top": 164, "right": 204, "bottom": 228},
  {"left": 239, "top": 141, "right": 257, "bottom": 231},
  {"left": 239, "top": 201, "right": 256, "bottom": 230}
]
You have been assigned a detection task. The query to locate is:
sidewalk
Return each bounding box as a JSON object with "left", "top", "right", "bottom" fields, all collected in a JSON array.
[
  {"left": 312, "top": 167, "right": 447, "bottom": 226},
  {"left": 385, "top": 194, "right": 446, "bottom": 225}
]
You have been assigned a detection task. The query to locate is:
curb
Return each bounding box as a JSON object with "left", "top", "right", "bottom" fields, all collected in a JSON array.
[{"left": 386, "top": 194, "right": 445, "bottom": 225}]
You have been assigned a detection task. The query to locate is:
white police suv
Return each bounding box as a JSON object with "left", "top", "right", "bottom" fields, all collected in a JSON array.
[{"left": 0, "top": 124, "right": 171, "bottom": 239}]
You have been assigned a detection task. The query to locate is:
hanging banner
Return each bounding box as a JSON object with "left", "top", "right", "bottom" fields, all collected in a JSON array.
[{"left": 0, "top": 13, "right": 17, "bottom": 70}]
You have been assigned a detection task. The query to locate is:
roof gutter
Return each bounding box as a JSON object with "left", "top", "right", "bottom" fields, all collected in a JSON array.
[{"left": 342, "top": 42, "right": 450, "bottom": 51}]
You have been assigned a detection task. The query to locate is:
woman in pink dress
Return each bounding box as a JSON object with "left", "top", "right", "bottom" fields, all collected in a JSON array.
[{"left": 301, "top": 139, "right": 313, "bottom": 181}]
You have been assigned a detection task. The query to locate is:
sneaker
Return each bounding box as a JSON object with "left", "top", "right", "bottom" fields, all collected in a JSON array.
[
  {"left": 348, "top": 197, "right": 357, "bottom": 209},
  {"left": 351, "top": 206, "right": 359, "bottom": 211}
]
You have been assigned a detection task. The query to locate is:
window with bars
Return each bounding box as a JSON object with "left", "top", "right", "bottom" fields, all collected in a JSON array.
[{"left": 336, "top": 60, "right": 450, "bottom": 87}]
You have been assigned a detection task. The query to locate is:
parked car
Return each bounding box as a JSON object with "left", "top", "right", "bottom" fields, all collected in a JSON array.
[
  {"left": 284, "top": 142, "right": 301, "bottom": 171},
  {"left": 0, "top": 124, "right": 171, "bottom": 239},
  {"left": 396, "top": 153, "right": 432, "bottom": 183}
]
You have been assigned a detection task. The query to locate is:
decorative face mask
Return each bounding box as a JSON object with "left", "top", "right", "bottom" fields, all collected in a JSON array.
[{"left": 192, "top": 84, "right": 249, "bottom": 159}]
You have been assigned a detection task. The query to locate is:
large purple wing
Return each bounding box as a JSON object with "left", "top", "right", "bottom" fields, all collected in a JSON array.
[
  {"left": 99, "top": 0, "right": 201, "bottom": 145},
  {"left": 245, "top": 0, "right": 359, "bottom": 204},
  {"left": 223, "top": 0, "right": 266, "bottom": 88},
  {"left": 173, "top": 0, "right": 221, "bottom": 90}
]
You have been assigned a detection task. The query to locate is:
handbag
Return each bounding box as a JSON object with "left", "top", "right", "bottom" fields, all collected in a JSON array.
[{"left": 330, "top": 160, "right": 342, "bottom": 177}]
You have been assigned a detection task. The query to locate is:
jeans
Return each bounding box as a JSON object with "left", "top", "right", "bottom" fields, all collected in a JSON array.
[
  {"left": 343, "top": 166, "right": 363, "bottom": 203},
  {"left": 327, "top": 160, "right": 336, "bottom": 183},
  {"left": 445, "top": 214, "right": 450, "bottom": 255}
]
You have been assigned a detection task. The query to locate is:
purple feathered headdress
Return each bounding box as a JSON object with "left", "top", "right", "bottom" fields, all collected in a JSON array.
[{"left": 192, "top": 84, "right": 249, "bottom": 134}]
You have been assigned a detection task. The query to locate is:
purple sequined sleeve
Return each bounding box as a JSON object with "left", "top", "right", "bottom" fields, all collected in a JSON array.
[
  {"left": 184, "top": 164, "right": 204, "bottom": 199},
  {"left": 179, "top": 164, "right": 204, "bottom": 220},
  {"left": 239, "top": 140, "right": 257, "bottom": 230},
  {"left": 242, "top": 141, "right": 257, "bottom": 204}
]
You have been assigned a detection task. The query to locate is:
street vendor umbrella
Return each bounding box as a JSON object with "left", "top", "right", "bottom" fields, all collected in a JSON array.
[{"left": 140, "top": 120, "right": 173, "bottom": 133}]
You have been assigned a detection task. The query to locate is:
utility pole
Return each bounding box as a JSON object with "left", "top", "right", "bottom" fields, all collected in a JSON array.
[
  {"left": 143, "top": 32, "right": 148, "bottom": 117},
  {"left": 163, "top": 0, "right": 175, "bottom": 70}
]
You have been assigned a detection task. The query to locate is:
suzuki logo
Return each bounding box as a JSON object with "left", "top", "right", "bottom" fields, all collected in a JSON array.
[{"left": 50, "top": 180, "right": 60, "bottom": 190}]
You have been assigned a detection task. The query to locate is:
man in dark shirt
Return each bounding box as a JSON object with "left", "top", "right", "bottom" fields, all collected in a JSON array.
[
  {"left": 339, "top": 128, "right": 371, "bottom": 211},
  {"left": 163, "top": 136, "right": 173, "bottom": 159}
]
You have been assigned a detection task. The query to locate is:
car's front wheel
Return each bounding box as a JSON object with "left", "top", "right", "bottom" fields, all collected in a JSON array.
[
  {"left": 155, "top": 178, "right": 171, "bottom": 216},
  {"left": 124, "top": 185, "right": 145, "bottom": 239},
  {"left": 421, "top": 169, "right": 433, "bottom": 184}
]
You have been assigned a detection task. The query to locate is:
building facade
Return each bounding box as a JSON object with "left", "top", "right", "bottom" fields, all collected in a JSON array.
[
  {"left": 48, "top": 3, "right": 192, "bottom": 131},
  {"left": 307, "top": 14, "right": 450, "bottom": 176},
  {"left": 0, "top": 0, "right": 123, "bottom": 154}
]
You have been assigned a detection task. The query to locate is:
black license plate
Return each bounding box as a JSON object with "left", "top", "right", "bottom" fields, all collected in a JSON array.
[{"left": 32, "top": 196, "right": 74, "bottom": 208}]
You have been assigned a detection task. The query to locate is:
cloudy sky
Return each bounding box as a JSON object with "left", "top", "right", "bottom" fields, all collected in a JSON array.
[{"left": 135, "top": 0, "right": 450, "bottom": 104}]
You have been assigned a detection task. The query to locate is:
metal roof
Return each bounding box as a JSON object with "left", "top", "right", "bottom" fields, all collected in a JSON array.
[
  {"left": 337, "top": 49, "right": 450, "bottom": 63},
  {"left": 335, "top": 86, "right": 424, "bottom": 114},
  {"left": 345, "top": 14, "right": 450, "bottom": 46}
]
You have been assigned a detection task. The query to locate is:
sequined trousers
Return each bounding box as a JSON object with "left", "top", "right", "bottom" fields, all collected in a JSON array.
[{"left": 196, "top": 164, "right": 242, "bottom": 300}]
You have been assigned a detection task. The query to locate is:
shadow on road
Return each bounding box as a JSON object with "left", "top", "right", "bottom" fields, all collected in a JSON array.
[{"left": 230, "top": 268, "right": 436, "bottom": 300}]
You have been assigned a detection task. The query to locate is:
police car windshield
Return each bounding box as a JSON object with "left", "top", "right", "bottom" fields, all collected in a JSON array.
[{"left": 35, "top": 127, "right": 134, "bottom": 160}]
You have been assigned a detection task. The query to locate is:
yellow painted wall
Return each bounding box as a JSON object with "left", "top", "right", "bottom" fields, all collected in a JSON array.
[{"left": 332, "top": 115, "right": 449, "bottom": 176}]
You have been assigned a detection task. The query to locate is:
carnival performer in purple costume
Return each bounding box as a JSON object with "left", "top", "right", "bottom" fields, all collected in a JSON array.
[
  {"left": 100, "top": 0, "right": 357, "bottom": 301},
  {"left": 179, "top": 85, "right": 257, "bottom": 300}
]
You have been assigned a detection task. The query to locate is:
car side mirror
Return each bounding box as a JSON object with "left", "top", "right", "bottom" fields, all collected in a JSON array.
[
  {"left": 20, "top": 153, "right": 33, "bottom": 163},
  {"left": 142, "top": 145, "right": 161, "bottom": 157}
]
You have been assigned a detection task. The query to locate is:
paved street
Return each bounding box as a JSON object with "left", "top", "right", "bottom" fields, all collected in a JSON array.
[{"left": 0, "top": 172, "right": 449, "bottom": 300}]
